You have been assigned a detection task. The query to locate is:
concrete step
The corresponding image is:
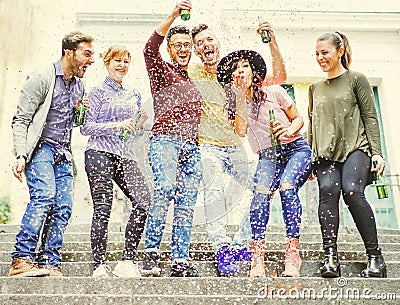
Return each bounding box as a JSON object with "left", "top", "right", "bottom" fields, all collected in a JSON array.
[
  {"left": 130, "top": 295, "right": 396, "bottom": 304},
  {"left": 1, "top": 231, "right": 399, "bottom": 244},
  {"left": 1, "top": 223, "right": 399, "bottom": 303},
  {"left": 1, "top": 259, "right": 400, "bottom": 278},
  {"left": 0, "top": 294, "right": 132, "bottom": 305},
  {"left": 1, "top": 240, "right": 400, "bottom": 253},
  {"left": 1, "top": 249, "right": 399, "bottom": 263},
  {"left": 65, "top": 224, "right": 400, "bottom": 236},
  {"left": 0, "top": 277, "right": 398, "bottom": 304},
  {"left": 2, "top": 223, "right": 400, "bottom": 236},
  {"left": 0, "top": 294, "right": 396, "bottom": 305}
]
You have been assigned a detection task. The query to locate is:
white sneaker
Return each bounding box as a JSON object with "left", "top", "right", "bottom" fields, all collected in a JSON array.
[
  {"left": 112, "top": 260, "right": 141, "bottom": 278},
  {"left": 92, "top": 264, "right": 111, "bottom": 278}
]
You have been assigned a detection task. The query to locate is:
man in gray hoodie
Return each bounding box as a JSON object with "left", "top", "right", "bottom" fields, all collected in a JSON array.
[{"left": 10, "top": 32, "right": 94, "bottom": 277}]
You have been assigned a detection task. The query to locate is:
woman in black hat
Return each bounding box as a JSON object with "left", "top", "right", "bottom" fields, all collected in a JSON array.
[{"left": 217, "top": 50, "right": 312, "bottom": 277}]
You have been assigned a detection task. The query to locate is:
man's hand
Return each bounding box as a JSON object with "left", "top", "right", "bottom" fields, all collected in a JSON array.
[
  {"left": 257, "top": 21, "right": 276, "bottom": 41},
  {"left": 12, "top": 157, "right": 26, "bottom": 183},
  {"left": 172, "top": 0, "right": 192, "bottom": 18},
  {"left": 156, "top": 0, "right": 192, "bottom": 36},
  {"left": 75, "top": 96, "right": 89, "bottom": 110},
  {"left": 136, "top": 110, "right": 148, "bottom": 130}
]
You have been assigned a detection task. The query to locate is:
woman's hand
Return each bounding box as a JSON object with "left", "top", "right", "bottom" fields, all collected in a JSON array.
[
  {"left": 117, "top": 118, "right": 136, "bottom": 132},
  {"left": 232, "top": 76, "right": 251, "bottom": 95},
  {"left": 371, "top": 154, "right": 385, "bottom": 176},
  {"left": 272, "top": 121, "right": 294, "bottom": 139},
  {"left": 118, "top": 110, "right": 148, "bottom": 132}
]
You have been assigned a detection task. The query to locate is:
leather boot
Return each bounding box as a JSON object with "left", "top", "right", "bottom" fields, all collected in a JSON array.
[
  {"left": 250, "top": 239, "right": 266, "bottom": 278},
  {"left": 320, "top": 247, "right": 341, "bottom": 278},
  {"left": 361, "top": 254, "right": 387, "bottom": 278},
  {"left": 282, "top": 237, "right": 301, "bottom": 277}
]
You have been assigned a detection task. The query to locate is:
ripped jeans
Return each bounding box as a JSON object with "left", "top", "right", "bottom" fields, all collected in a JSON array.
[{"left": 250, "top": 138, "right": 312, "bottom": 241}]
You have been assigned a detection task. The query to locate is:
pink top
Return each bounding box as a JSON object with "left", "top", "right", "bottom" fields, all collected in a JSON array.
[{"left": 247, "top": 85, "right": 302, "bottom": 154}]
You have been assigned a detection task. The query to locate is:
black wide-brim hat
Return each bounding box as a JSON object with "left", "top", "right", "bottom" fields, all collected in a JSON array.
[{"left": 217, "top": 49, "right": 267, "bottom": 85}]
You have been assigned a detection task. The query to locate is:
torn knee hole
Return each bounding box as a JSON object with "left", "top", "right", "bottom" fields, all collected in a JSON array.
[
  {"left": 255, "top": 184, "right": 271, "bottom": 195},
  {"left": 280, "top": 182, "right": 294, "bottom": 191}
]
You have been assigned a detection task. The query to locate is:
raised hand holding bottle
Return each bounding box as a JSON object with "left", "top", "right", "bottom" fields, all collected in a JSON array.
[{"left": 258, "top": 18, "right": 271, "bottom": 43}]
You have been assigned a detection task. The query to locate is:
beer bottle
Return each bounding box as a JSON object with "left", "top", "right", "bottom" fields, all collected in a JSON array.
[
  {"left": 119, "top": 111, "right": 142, "bottom": 141},
  {"left": 180, "top": 9, "right": 190, "bottom": 21},
  {"left": 373, "top": 161, "right": 389, "bottom": 199},
  {"left": 74, "top": 92, "right": 87, "bottom": 126},
  {"left": 269, "top": 109, "right": 280, "bottom": 146},
  {"left": 260, "top": 30, "right": 271, "bottom": 43}
]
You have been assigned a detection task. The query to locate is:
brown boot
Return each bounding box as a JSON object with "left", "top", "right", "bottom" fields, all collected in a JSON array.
[
  {"left": 40, "top": 265, "right": 64, "bottom": 277},
  {"left": 8, "top": 258, "right": 50, "bottom": 277},
  {"left": 282, "top": 237, "right": 301, "bottom": 277},
  {"left": 250, "top": 239, "right": 266, "bottom": 278}
]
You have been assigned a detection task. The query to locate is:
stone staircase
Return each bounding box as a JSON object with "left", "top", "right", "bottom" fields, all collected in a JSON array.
[{"left": 0, "top": 223, "right": 399, "bottom": 304}]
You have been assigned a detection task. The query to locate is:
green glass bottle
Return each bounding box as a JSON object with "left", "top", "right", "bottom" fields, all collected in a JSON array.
[
  {"left": 373, "top": 161, "right": 388, "bottom": 199},
  {"left": 74, "top": 92, "right": 87, "bottom": 126},
  {"left": 180, "top": 9, "right": 190, "bottom": 21},
  {"left": 260, "top": 30, "right": 271, "bottom": 43},
  {"left": 119, "top": 112, "right": 142, "bottom": 141},
  {"left": 269, "top": 109, "right": 280, "bottom": 146}
]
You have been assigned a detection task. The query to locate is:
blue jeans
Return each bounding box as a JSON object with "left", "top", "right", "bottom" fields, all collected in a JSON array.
[
  {"left": 11, "top": 143, "right": 74, "bottom": 267},
  {"left": 144, "top": 135, "right": 201, "bottom": 260},
  {"left": 201, "top": 143, "right": 252, "bottom": 252},
  {"left": 250, "top": 138, "right": 312, "bottom": 240}
]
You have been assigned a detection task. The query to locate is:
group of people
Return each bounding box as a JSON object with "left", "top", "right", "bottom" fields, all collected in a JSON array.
[{"left": 10, "top": 0, "right": 387, "bottom": 280}]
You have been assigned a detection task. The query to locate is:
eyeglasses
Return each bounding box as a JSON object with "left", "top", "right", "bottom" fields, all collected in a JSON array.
[{"left": 169, "top": 42, "right": 192, "bottom": 50}]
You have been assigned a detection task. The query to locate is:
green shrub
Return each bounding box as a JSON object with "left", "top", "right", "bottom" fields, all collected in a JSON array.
[{"left": 0, "top": 197, "right": 11, "bottom": 224}]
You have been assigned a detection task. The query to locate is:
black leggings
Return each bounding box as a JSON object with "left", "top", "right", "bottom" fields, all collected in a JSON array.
[
  {"left": 314, "top": 150, "right": 381, "bottom": 256},
  {"left": 85, "top": 150, "right": 151, "bottom": 268}
]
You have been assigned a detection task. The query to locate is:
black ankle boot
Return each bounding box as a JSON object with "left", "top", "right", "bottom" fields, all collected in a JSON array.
[
  {"left": 320, "top": 247, "right": 341, "bottom": 278},
  {"left": 361, "top": 254, "right": 387, "bottom": 278}
]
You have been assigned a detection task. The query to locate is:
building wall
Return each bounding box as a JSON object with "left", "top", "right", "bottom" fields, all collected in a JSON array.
[{"left": 1, "top": 0, "right": 399, "bottom": 225}]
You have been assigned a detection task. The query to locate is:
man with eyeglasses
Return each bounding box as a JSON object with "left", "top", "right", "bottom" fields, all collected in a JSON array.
[
  {"left": 142, "top": 0, "right": 202, "bottom": 277},
  {"left": 9, "top": 31, "right": 94, "bottom": 277}
]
